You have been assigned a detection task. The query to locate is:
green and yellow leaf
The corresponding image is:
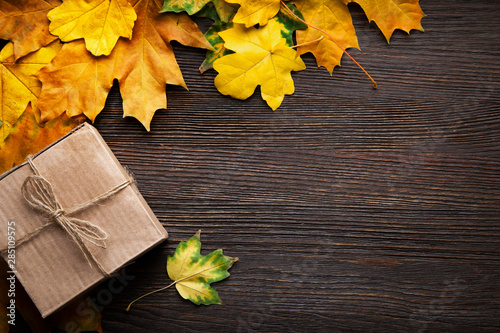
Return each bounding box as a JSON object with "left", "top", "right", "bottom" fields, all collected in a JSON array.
[
  {"left": 198, "top": 4, "right": 234, "bottom": 73},
  {"left": 161, "top": 0, "right": 211, "bottom": 15},
  {"left": 161, "top": 0, "right": 237, "bottom": 23},
  {"left": 277, "top": 2, "right": 307, "bottom": 46},
  {"left": 210, "top": 0, "right": 239, "bottom": 23},
  {"left": 200, "top": 21, "right": 233, "bottom": 73},
  {"left": 167, "top": 231, "right": 238, "bottom": 305}
]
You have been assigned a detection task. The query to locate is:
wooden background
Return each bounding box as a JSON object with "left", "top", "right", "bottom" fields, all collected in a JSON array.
[{"left": 15, "top": 0, "right": 500, "bottom": 332}]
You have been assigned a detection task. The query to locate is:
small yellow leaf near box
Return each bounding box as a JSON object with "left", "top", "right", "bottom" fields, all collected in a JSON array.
[{"left": 0, "top": 123, "right": 168, "bottom": 318}]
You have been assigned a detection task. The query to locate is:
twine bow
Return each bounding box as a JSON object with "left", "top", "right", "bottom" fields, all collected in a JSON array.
[{"left": 19, "top": 156, "right": 133, "bottom": 277}]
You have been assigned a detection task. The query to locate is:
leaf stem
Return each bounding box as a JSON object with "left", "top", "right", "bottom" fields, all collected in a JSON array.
[
  {"left": 280, "top": 0, "right": 377, "bottom": 88},
  {"left": 291, "top": 35, "right": 324, "bottom": 49},
  {"left": 125, "top": 281, "right": 175, "bottom": 312}
]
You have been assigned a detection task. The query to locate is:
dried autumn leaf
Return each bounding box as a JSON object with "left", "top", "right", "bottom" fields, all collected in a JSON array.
[
  {"left": 292, "top": 0, "right": 359, "bottom": 73},
  {"left": 161, "top": 0, "right": 237, "bottom": 23},
  {"left": 0, "top": 0, "right": 61, "bottom": 60},
  {"left": 213, "top": 18, "right": 305, "bottom": 110},
  {"left": 36, "top": 0, "right": 212, "bottom": 130},
  {"left": 0, "top": 41, "right": 62, "bottom": 142},
  {"left": 126, "top": 230, "right": 237, "bottom": 309},
  {"left": 292, "top": 0, "right": 424, "bottom": 73},
  {"left": 112, "top": 2, "right": 211, "bottom": 129},
  {"left": 226, "top": 0, "right": 280, "bottom": 27},
  {"left": 35, "top": 40, "right": 116, "bottom": 124},
  {"left": 0, "top": 103, "right": 83, "bottom": 174},
  {"left": 48, "top": 0, "right": 137, "bottom": 56},
  {"left": 347, "top": 0, "right": 425, "bottom": 42}
]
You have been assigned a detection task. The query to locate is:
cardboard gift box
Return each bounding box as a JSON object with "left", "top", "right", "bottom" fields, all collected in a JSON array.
[{"left": 0, "top": 123, "right": 168, "bottom": 317}]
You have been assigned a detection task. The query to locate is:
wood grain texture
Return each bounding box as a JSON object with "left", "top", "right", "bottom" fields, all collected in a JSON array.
[{"left": 11, "top": 0, "right": 500, "bottom": 332}]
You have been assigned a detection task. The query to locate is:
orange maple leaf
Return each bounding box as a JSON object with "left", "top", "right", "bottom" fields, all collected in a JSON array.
[
  {"left": 292, "top": 0, "right": 359, "bottom": 74},
  {"left": 292, "top": 0, "right": 424, "bottom": 73},
  {"left": 0, "top": 0, "right": 61, "bottom": 60},
  {"left": 36, "top": 0, "right": 212, "bottom": 130},
  {"left": 0, "top": 103, "right": 84, "bottom": 174},
  {"left": 348, "top": 0, "right": 425, "bottom": 42}
]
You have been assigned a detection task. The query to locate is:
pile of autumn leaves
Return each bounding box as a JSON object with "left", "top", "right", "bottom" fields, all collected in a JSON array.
[{"left": 0, "top": 0, "right": 424, "bottom": 138}]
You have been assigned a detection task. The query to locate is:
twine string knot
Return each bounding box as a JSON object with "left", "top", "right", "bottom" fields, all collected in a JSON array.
[
  {"left": 50, "top": 208, "right": 65, "bottom": 220},
  {"left": 22, "top": 174, "right": 108, "bottom": 251},
  {"left": 17, "top": 156, "right": 133, "bottom": 277}
]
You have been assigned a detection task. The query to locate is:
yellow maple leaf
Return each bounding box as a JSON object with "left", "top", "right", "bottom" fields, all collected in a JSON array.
[
  {"left": 213, "top": 18, "right": 305, "bottom": 110},
  {"left": 0, "top": 0, "right": 61, "bottom": 61},
  {"left": 48, "top": 0, "right": 137, "bottom": 56},
  {"left": 226, "top": 0, "right": 281, "bottom": 27},
  {"left": 36, "top": 0, "right": 212, "bottom": 131},
  {"left": 348, "top": 0, "right": 424, "bottom": 42},
  {"left": 292, "top": 0, "right": 424, "bottom": 73},
  {"left": 0, "top": 41, "right": 62, "bottom": 142}
]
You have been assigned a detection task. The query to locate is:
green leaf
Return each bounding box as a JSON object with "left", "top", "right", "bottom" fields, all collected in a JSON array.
[
  {"left": 160, "top": 0, "right": 209, "bottom": 15},
  {"left": 167, "top": 230, "right": 238, "bottom": 305},
  {"left": 277, "top": 2, "right": 307, "bottom": 46},
  {"left": 207, "top": 0, "right": 238, "bottom": 23},
  {"left": 160, "top": 0, "right": 237, "bottom": 23},
  {"left": 199, "top": 5, "right": 234, "bottom": 73}
]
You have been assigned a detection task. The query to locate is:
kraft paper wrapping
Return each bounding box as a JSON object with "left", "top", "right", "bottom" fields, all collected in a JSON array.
[{"left": 0, "top": 123, "right": 168, "bottom": 317}]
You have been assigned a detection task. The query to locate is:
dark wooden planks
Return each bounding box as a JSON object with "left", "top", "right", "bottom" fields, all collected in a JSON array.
[
  {"left": 89, "top": 1, "right": 500, "bottom": 332},
  {"left": 6, "top": 0, "right": 500, "bottom": 332}
]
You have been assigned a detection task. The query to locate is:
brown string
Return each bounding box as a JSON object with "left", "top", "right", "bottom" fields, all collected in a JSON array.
[{"left": 1, "top": 156, "right": 133, "bottom": 278}]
